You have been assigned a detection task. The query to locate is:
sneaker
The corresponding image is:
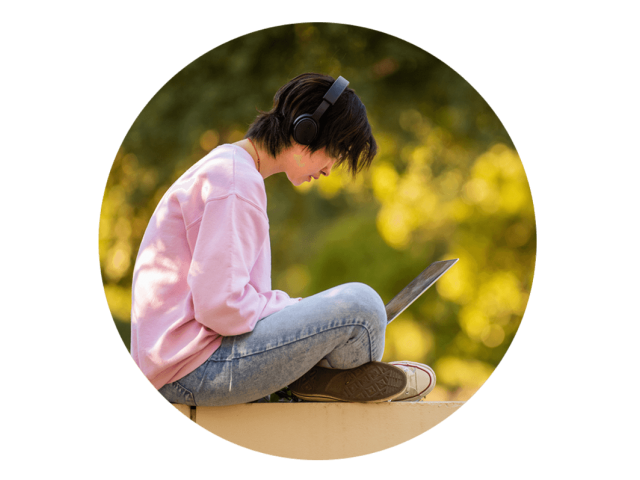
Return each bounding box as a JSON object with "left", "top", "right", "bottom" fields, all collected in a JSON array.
[
  {"left": 289, "top": 361, "right": 408, "bottom": 403},
  {"left": 388, "top": 361, "right": 436, "bottom": 402}
]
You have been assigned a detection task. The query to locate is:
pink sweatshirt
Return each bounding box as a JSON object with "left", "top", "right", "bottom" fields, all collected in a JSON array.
[{"left": 131, "top": 144, "right": 300, "bottom": 389}]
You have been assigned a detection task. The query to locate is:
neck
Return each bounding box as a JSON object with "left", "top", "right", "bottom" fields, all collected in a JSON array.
[{"left": 233, "top": 138, "right": 282, "bottom": 179}]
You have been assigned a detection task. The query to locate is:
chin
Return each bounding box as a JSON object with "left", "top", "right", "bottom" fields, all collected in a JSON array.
[{"left": 288, "top": 175, "right": 304, "bottom": 186}]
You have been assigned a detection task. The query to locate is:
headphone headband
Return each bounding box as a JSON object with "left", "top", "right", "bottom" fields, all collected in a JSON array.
[
  {"left": 322, "top": 76, "right": 349, "bottom": 107},
  {"left": 293, "top": 76, "right": 350, "bottom": 145}
]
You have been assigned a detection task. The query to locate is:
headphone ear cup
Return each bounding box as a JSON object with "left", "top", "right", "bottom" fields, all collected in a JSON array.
[{"left": 293, "top": 114, "right": 318, "bottom": 145}]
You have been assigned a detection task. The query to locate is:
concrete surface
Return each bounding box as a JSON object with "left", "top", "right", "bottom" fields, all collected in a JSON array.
[{"left": 173, "top": 401, "right": 465, "bottom": 459}]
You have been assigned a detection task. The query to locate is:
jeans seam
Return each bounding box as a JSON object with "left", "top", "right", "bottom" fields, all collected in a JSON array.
[{"left": 174, "top": 380, "right": 196, "bottom": 406}]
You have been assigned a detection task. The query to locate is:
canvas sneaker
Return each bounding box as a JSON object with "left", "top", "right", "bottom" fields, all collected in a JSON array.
[
  {"left": 388, "top": 361, "right": 436, "bottom": 402},
  {"left": 289, "top": 361, "right": 408, "bottom": 403}
]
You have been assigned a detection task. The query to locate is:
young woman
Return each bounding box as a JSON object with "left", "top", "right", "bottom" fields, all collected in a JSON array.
[{"left": 131, "top": 73, "right": 436, "bottom": 406}]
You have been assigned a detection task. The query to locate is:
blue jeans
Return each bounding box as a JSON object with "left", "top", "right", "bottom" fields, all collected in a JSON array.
[{"left": 158, "top": 282, "right": 387, "bottom": 406}]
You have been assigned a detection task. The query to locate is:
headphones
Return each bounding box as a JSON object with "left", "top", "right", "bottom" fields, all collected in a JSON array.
[{"left": 292, "top": 76, "right": 349, "bottom": 145}]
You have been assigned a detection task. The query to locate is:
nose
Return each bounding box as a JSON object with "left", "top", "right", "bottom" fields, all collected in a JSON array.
[{"left": 322, "top": 160, "right": 336, "bottom": 177}]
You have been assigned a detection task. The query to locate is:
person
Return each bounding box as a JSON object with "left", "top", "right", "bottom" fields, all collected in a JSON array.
[{"left": 131, "top": 73, "right": 436, "bottom": 406}]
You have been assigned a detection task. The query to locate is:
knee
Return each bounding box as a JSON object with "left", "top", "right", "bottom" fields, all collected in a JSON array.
[{"left": 339, "top": 282, "right": 387, "bottom": 333}]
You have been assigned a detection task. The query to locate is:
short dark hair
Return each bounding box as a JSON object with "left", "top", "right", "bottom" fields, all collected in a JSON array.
[{"left": 245, "top": 73, "right": 377, "bottom": 176}]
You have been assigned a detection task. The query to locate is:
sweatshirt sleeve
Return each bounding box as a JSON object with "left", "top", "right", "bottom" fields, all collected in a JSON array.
[{"left": 186, "top": 193, "right": 276, "bottom": 336}]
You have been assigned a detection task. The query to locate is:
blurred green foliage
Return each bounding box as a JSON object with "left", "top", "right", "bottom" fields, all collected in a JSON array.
[{"left": 100, "top": 23, "right": 535, "bottom": 401}]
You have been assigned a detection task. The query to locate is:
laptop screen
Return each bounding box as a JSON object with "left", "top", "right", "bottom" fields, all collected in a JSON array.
[{"left": 385, "top": 259, "right": 458, "bottom": 323}]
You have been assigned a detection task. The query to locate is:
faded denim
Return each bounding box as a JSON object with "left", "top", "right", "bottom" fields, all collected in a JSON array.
[{"left": 158, "top": 282, "right": 387, "bottom": 406}]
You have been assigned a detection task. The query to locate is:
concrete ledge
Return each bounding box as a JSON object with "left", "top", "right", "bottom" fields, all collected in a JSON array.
[{"left": 173, "top": 401, "right": 464, "bottom": 459}]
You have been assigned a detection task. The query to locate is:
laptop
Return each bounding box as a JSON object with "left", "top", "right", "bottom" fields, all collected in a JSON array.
[{"left": 385, "top": 259, "right": 458, "bottom": 324}]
